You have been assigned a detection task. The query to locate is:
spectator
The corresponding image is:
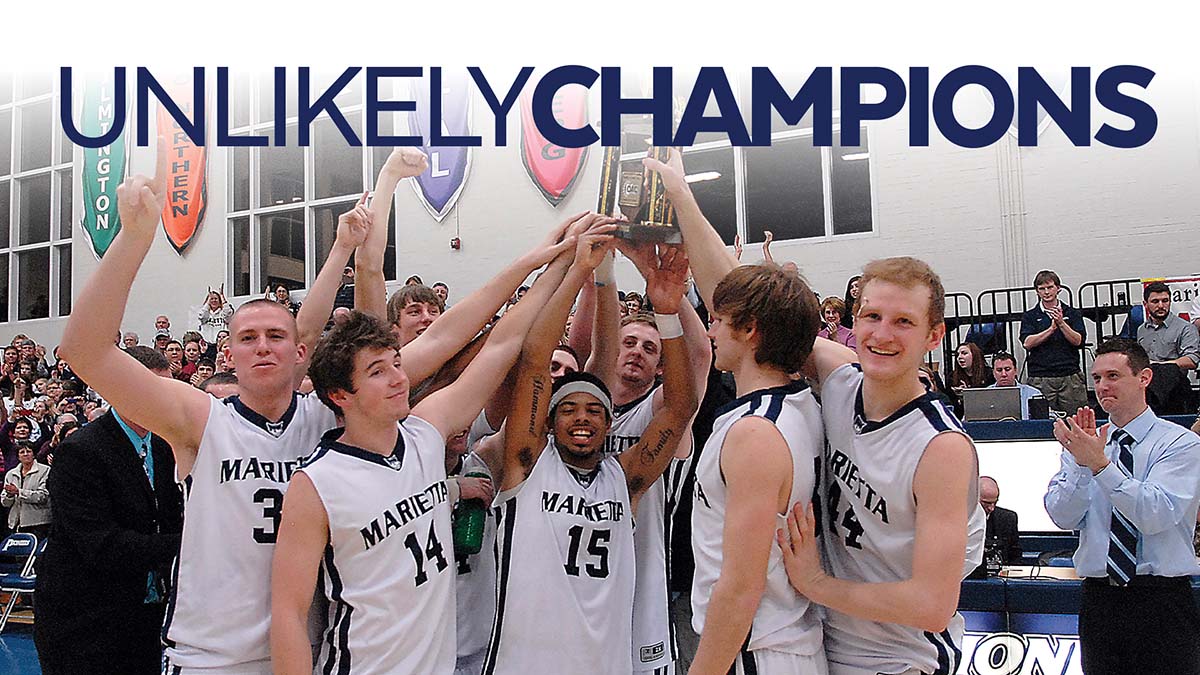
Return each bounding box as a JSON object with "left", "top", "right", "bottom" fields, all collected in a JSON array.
[
  {"left": 17, "top": 338, "right": 50, "bottom": 379},
  {"left": 267, "top": 284, "right": 302, "bottom": 316},
  {"left": 432, "top": 281, "right": 449, "bottom": 306},
  {"left": 386, "top": 284, "right": 445, "bottom": 346},
  {"left": 27, "top": 398, "right": 52, "bottom": 440},
  {"left": 988, "top": 352, "right": 1045, "bottom": 420},
  {"left": 154, "top": 314, "right": 171, "bottom": 334},
  {"left": 122, "top": 332, "right": 140, "bottom": 349},
  {"left": 1, "top": 417, "right": 34, "bottom": 475},
  {"left": 1137, "top": 281, "right": 1199, "bottom": 414},
  {"left": 978, "top": 475, "right": 1021, "bottom": 566},
  {"left": 1020, "top": 270, "right": 1087, "bottom": 416},
  {"left": 34, "top": 346, "right": 185, "bottom": 675},
  {"left": 37, "top": 415, "right": 79, "bottom": 466},
  {"left": 840, "top": 274, "right": 862, "bottom": 329},
  {"left": 196, "top": 287, "right": 234, "bottom": 343},
  {"left": 2, "top": 441, "right": 51, "bottom": 541},
  {"left": 163, "top": 340, "right": 188, "bottom": 381},
  {"left": 180, "top": 335, "right": 203, "bottom": 381},
  {"left": 949, "top": 342, "right": 994, "bottom": 392},
  {"left": 624, "top": 291, "right": 644, "bottom": 315},
  {"left": 190, "top": 358, "right": 216, "bottom": 388},
  {"left": 153, "top": 329, "right": 171, "bottom": 354},
  {"left": 550, "top": 344, "right": 580, "bottom": 379},
  {"left": 198, "top": 372, "right": 239, "bottom": 399},
  {"left": 404, "top": 274, "right": 424, "bottom": 286},
  {"left": 818, "top": 296, "right": 857, "bottom": 349}
]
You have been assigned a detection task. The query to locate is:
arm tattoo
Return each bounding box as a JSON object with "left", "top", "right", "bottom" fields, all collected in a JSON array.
[
  {"left": 527, "top": 377, "right": 545, "bottom": 436},
  {"left": 639, "top": 428, "right": 676, "bottom": 467}
]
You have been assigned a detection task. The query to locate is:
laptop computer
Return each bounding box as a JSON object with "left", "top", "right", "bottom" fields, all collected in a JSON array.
[{"left": 963, "top": 386, "right": 1023, "bottom": 422}]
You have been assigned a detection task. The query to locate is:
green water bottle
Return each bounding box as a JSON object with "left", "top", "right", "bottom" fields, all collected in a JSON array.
[{"left": 452, "top": 472, "right": 489, "bottom": 556}]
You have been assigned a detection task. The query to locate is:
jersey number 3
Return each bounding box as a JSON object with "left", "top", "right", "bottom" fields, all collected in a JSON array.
[
  {"left": 253, "top": 488, "right": 284, "bottom": 544},
  {"left": 564, "top": 525, "right": 610, "bottom": 578}
]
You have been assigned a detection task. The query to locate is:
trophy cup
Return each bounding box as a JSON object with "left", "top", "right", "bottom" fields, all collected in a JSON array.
[{"left": 597, "top": 119, "right": 682, "bottom": 244}]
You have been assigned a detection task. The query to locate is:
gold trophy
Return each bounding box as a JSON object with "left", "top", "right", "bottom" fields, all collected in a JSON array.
[{"left": 597, "top": 122, "right": 682, "bottom": 244}]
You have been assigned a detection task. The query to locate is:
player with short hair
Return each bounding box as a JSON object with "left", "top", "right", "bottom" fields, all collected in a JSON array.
[
  {"left": 270, "top": 229, "right": 574, "bottom": 674},
  {"left": 781, "top": 256, "right": 986, "bottom": 675},
  {"left": 481, "top": 233, "right": 698, "bottom": 675}
]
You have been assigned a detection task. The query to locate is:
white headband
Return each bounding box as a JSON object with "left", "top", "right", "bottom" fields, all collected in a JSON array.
[{"left": 548, "top": 381, "right": 613, "bottom": 418}]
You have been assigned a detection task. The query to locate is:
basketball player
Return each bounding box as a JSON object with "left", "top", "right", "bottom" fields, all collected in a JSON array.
[
  {"left": 587, "top": 241, "right": 711, "bottom": 675},
  {"left": 58, "top": 144, "right": 570, "bottom": 674},
  {"left": 777, "top": 257, "right": 986, "bottom": 675},
  {"left": 637, "top": 163, "right": 826, "bottom": 675},
  {"left": 481, "top": 235, "right": 698, "bottom": 675},
  {"left": 646, "top": 153, "right": 984, "bottom": 675},
  {"left": 270, "top": 235, "right": 572, "bottom": 673}
]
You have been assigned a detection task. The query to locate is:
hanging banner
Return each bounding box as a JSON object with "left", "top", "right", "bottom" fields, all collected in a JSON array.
[
  {"left": 409, "top": 71, "right": 472, "bottom": 221},
  {"left": 157, "top": 76, "right": 208, "bottom": 254},
  {"left": 79, "top": 78, "right": 130, "bottom": 259},
  {"left": 519, "top": 84, "right": 589, "bottom": 206}
]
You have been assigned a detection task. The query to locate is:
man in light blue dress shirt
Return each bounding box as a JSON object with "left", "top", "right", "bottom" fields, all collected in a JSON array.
[{"left": 1044, "top": 338, "right": 1200, "bottom": 675}]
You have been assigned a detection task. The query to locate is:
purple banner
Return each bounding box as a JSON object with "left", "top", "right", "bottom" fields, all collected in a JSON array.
[{"left": 409, "top": 71, "right": 472, "bottom": 221}]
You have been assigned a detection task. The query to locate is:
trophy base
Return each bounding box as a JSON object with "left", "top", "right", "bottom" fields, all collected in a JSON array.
[{"left": 615, "top": 222, "right": 682, "bottom": 245}]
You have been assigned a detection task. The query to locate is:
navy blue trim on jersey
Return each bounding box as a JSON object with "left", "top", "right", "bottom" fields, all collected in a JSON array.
[
  {"left": 161, "top": 555, "right": 180, "bottom": 648},
  {"left": 715, "top": 380, "right": 808, "bottom": 419},
  {"left": 483, "top": 499, "right": 518, "bottom": 675},
  {"left": 229, "top": 392, "right": 299, "bottom": 437},
  {"left": 853, "top": 384, "right": 944, "bottom": 435},
  {"left": 728, "top": 633, "right": 758, "bottom": 675},
  {"left": 923, "top": 629, "right": 961, "bottom": 675},
  {"left": 321, "top": 543, "right": 353, "bottom": 675},
  {"left": 313, "top": 425, "right": 407, "bottom": 471},
  {"left": 613, "top": 385, "right": 656, "bottom": 416}
]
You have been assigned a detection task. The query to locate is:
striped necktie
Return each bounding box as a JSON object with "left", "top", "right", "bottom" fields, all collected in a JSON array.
[{"left": 1106, "top": 429, "right": 1138, "bottom": 585}]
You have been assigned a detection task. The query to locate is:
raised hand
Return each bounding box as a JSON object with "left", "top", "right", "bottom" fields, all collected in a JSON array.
[
  {"left": 520, "top": 211, "right": 589, "bottom": 269},
  {"left": 115, "top": 140, "right": 169, "bottom": 238},
  {"left": 642, "top": 148, "right": 687, "bottom": 196},
  {"left": 642, "top": 245, "right": 690, "bottom": 315},
  {"left": 733, "top": 234, "right": 743, "bottom": 261},
  {"left": 336, "top": 192, "right": 373, "bottom": 250},
  {"left": 381, "top": 147, "right": 429, "bottom": 180},
  {"left": 573, "top": 220, "right": 620, "bottom": 271}
]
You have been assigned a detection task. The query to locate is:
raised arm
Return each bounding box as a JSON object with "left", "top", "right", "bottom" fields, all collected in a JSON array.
[
  {"left": 293, "top": 194, "right": 372, "bottom": 387},
  {"left": 58, "top": 142, "right": 211, "bottom": 461},
  {"left": 761, "top": 230, "right": 775, "bottom": 263},
  {"left": 499, "top": 222, "right": 618, "bottom": 490},
  {"left": 643, "top": 152, "right": 737, "bottom": 310},
  {"left": 567, "top": 268, "right": 597, "bottom": 365},
  {"left": 413, "top": 218, "right": 611, "bottom": 442},
  {"left": 585, "top": 250, "right": 620, "bottom": 387},
  {"left": 616, "top": 245, "right": 699, "bottom": 508},
  {"left": 357, "top": 148, "right": 428, "bottom": 319},
  {"left": 399, "top": 211, "right": 586, "bottom": 386}
]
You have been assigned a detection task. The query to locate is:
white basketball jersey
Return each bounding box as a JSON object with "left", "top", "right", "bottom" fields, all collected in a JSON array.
[
  {"left": 163, "top": 393, "right": 337, "bottom": 668},
  {"left": 691, "top": 380, "right": 825, "bottom": 656},
  {"left": 455, "top": 452, "right": 498, "bottom": 661},
  {"left": 301, "top": 416, "right": 456, "bottom": 675},
  {"left": 607, "top": 385, "right": 677, "bottom": 671},
  {"left": 819, "top": 364, "right": 986, "bottom": 675},
  {"left": 482, "top": 443, "right": 636, "bottom": 675}
]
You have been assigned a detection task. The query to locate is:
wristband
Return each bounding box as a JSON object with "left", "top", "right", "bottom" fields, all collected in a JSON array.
[{"left": 654, "top": 312, "right": 684, "bottom": 339}]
